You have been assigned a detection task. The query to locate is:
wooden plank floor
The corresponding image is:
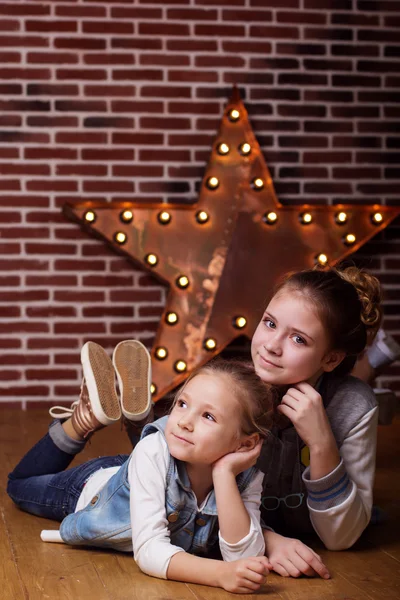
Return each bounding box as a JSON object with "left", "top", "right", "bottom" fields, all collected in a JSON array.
[{"left": 1, "top": 409, "right": 400, "bottom": 600}]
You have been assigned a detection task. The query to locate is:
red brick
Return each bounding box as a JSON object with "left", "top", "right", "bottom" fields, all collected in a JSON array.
[
  {"left": 250, "top": 25, "right": 299, "bottom": 39},
  {"left": 112, "top": 69, "right": 163, "bottom": 81},
  {"left": 111, "top": 322, "right": 159, "bottom": 334},
  {"left": 167, "top": 39, "right": 217, "bottom": 52},
  {"left": 0, "top": 180, "right": 20, "bottom": 191},
  {"left": 26, "top": 242, "right": 77, "bottom": 255},
  {"left": 0, "top": 115, "right": 21, "bottom": 127},
  {"left": 85, "top": 84, "right": 136, "bottom": 97},
  {"left": 112, "top": 38, "right": 162, "bottom": 51},
  {"left": 139, "top": 149, "right": 191, "bottom": 162},
  {"left": 140, "top": 54, "right": 191, "bottom": 67},
  {"left": 112, "top": 132, "right": 163, "bottom": 145},
  {"left": 0, "top": 68, "right": 50, "bottom": 80},
  {"left": 26, "top": 275, "right": 77, "bottom": 287},
  {"left": 28, "top": 52, "right": 78, "bottom": 64},
  {"left": 56, "top": 5, "right": 106, "bottom": 18},
  {"left": 112, "top": 165, "right": 163, "bottom": 177},
  {"left": 0, "top": 242, "right": 20, "bottom": 254},
  {"left": 0, "top": 275, "right": 20, "bottom": 286},
  {"left": 223, "top": 9, "right": 272, "bottom": 21},
  {"left": 83, "top": 180, "right": 134, "bottom": 193},
  {"left": 111, "top": 7, "right": 162, "bottom": 18},
  {"left": 0, "top": 51, "right": 20, "bottom": 62},
  {"left": 26, "top": 20, "right": 77, "bottom": 33},
  {"left": 27, "top": 115, "right": 78, "bottom": 128},
  {"left": 0, "top": 306, "right": 20, "bottom": 317},
  {"left": 332, "top": 167, "right": 381, "bottom": 179},
  {"left": 0, "top": 3, "right": 51, "bottom": 16},
  {"left": 84, "top": 53, "right": 135, "bottom": 66},
  {"left": 0, "top": 35, "right": 48, "bottom": 47},
  {"left": 1, "top": 321, "right": 49, "bottom": 333},
  {"left": 28, "top": 338, "right": 79, "bottom": 350},
  {"left": 0, "top": 20, "right": 20, "bottom": 31},
  {"left": 1, "top": 354, "right": 49, "bottom": 366},
  {"left": 82, "top": 148, "right": 134, "bottom": 161},
  {"left": 57, "top": 68, "right": 107, "bottom": 81},
  {"left": 55, "top": 259, "right": 106, "bottom": 272},
  {"left": 56, "top": 164, "right": 108, "bottom": 177},
  {"left": 55, "top": 37, "right": 106, "bottom": 50},
  {"left": 139, "top": 22, "right": 190, "bottom": 36},
  {"left": 195, "top": 24, "right": 245, "bottom": 36},
  {"left": 304, "top": 151, "right": 353, "bottom": 164},
  {"left": 277, "top": 10, "right": 326, "bottom": 24},
  {"left": 54, "top": 323, "right": 106, "bottom": 335},
  {"left": 1, "top": 385, "right": 49, "bottom": 397},
  {"left": 56, "top": 132, "right": 107, "bottom": 144},
  {"left": 0, "top": 339, "right": 21, "bottom": 349},
  {"left": 83, "top": 21, "right": 134, "bottom": 35},
  {"left": 27, "top": 180, "right": 78, "bottom": 193},
  {"left": 196, "top": 55, "right": 245, "bottom": 68},
  {"left": 25, "top": 147, "right": 77, "bottom": 160},
  {"left": 83, "top": 306, "right": 135, "bottom": 318},
  {"left": 0, "top": 147, "right": 19, "bottom": 158},
  {"left": 0, "top": 370, "right": 22, "bottom": 381},
  {"left": 0, "top": 163, "right": 50, "bottom": 176},
  {"left": 27, "top": 83, "right": 78, "bottom": 96},
  {"left": 26, "top": 368, "right": 77, "bottom": 380},
  {"left": 26, "top": 306, "right": 77, "bottom": 318}
]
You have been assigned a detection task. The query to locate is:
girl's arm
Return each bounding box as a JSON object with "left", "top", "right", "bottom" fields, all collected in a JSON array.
[
  {"left": 130, "top": 433, "right": 269, "bottom": 593},
  {"left": 304, "top": 406, "right": 378, "bottom": 550},
  {"left": 212, "top": 444, "right": 265, "bottom": 559}
]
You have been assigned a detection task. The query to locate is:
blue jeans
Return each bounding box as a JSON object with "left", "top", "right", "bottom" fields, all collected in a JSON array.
[{"left": 7, "top": 421, "right": 129, "bottom": 522}]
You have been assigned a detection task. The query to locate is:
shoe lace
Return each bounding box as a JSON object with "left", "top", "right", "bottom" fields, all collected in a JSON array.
[{"left": 49, "top": 401, "right": 78, "bottom": 420}]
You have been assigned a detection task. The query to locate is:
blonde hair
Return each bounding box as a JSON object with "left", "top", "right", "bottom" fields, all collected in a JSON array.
[{"left": 172, "top": 359, "right": 279, "bottom": 439}]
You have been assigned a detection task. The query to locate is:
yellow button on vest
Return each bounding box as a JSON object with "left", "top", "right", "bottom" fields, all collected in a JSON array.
[
  {"left": 168, "top": 511, "right": 179, "bottom": 523},
  {"left": 196, "top": 517, "right": 206, "bottom": 526},
  {"left": 90, "top": 495, "right": 99, "bottom": 505}
]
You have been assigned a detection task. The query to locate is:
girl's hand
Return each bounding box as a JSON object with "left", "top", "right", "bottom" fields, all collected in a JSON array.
[
  {"left": 277, "top": 382, "right": 334, "bottom": 450},
  {"left": 264, "top": 530, "right": 330, "bottom": 579},
  {"left": 212, "top": 440, "right": 263, "bottom": 478},
  {"left": 219, "top": 556, "right": 270, "bottom": 594}
]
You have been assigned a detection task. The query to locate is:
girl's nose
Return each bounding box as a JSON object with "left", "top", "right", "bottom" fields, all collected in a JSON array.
[
  {"left": 264, "top": 334, "right": 282, "bottom": 356},
  {"left": 178, "top": 415, "right": 194, "bottom": 432}
]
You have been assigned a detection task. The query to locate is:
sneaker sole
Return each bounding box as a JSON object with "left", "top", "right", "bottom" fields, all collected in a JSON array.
[
  {"left": 81, "top": 342, "right": 121, "bottom": 425},
  {"left": 112, "top": 340, "right": 152, "bottom": 421}
]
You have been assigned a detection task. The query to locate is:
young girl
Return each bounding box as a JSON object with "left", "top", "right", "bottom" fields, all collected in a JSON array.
[
  {"left": 7, "top": 344, "right": 274, "bottom": 595},
  {"left": 251, "top": 265, "right": 383, "bottom": 579}
]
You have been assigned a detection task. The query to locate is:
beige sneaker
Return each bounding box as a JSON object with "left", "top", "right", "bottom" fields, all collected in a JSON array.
[
  {"left": 50, "top": 342, "right": 121, "bottom": 439},
  {"left": 112, "top": 339, "right": 152, "bottom": 422}
]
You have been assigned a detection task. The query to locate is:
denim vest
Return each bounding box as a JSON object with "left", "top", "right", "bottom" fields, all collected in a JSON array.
[{"left": 59, "top": 416, "right": 257, "bottom": 554}]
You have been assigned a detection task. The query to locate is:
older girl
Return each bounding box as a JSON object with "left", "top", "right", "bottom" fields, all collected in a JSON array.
[{"left": 251, "top": 266, "right": 383, "bottom": 578}]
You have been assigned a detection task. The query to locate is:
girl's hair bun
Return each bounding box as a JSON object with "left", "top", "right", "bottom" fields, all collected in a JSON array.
[{"left": 338, "top": 266, "right": 382, "bottom": 337}]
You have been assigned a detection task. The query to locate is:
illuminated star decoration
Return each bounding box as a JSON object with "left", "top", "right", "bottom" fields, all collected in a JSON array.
[{"left": 64, "top": 87, "right": 400, "bottom": 402}]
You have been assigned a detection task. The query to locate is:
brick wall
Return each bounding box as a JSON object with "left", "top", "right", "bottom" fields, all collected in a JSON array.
[{"left": 0, "top": 0, "right": 399, "bottom": 407}]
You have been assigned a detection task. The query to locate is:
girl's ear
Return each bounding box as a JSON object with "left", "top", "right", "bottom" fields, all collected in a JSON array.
[
  {"left": 237, "top": 432, "right": 260, "bottom": 452},
  {"left": 322, "top": 349, "right": 346, "bottom": 373}
]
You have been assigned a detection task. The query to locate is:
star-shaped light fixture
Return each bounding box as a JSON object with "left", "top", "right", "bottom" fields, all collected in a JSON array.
[{"left": 63, "top": 87, "right": 400, "bottom": 401}]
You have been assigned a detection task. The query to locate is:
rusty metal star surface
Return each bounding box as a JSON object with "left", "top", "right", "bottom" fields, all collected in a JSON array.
[{"left": 63, "top": 87, "right": 400, "bottom": 401}]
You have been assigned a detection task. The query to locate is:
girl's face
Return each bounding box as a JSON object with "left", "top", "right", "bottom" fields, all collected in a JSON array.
[
  {"left": 165, "top": 373, "right": 249, "bottom": 466},
  {"left": 251, "top": 290, "right": 342, "bottom": 386}
]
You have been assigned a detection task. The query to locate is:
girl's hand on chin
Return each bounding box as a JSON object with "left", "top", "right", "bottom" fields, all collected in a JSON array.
[
  {"left": 212, "top": 440, "right": 263, "bottom": 478},
  {"left": 277, "top": 382, "right": 334, "bottom": 449}
]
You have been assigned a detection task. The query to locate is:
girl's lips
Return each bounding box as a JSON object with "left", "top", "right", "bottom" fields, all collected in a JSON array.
[
  {"left": 259, "top": 354, "right": 282, "bottom": 368},
  {"left": 172, "top": 433, "right": 194, "bottom": 445}
]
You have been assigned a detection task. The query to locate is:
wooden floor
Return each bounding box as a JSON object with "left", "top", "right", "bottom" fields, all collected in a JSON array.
[{"left": 1, "top": 410, "right": 400, "bottom": 600}]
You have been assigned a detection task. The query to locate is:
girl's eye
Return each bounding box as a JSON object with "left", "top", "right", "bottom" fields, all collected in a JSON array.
[
  {"left": 203, "top": 412, "right": 216, "bottom": 422},
  {"left": 177, "top": 399, "right": 187, "bottom": 408},
  {"left": 293, "top": 335, "right": 306, "bottom": 345},
  {"left": 264, "top": 319, "right": 275, "bottom": 329}
]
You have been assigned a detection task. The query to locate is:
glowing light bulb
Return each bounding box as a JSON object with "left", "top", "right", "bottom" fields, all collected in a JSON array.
[
  {"left": 233, "top": 316, "right": 247, "bottom": 329},
  {"left": 150, "top": 383, "right": 157, "bottom": 395},
  {"left": 263, "top": 211, "right": 278, "bottom": 225},
  {"left": 300, "top": 212, "right": 313, "bottom": 225},
  {"left": 155, "top": 347, "right": 168, "bottom": 360},
  {"left": 120, "top": 210, "right": 133, "bottom": 223},
  {"left": 316, "top": 253, "right": 328, "bottom": 266},
  {"left": 371, "top": 212, "right": 383, "bottom": 225},
  {"left": 335, "top": 211, "right": 347, "bottom": 225},
  {"left": 204, "top": 338, "right": 217, "bottom": 351},
  {"left": 252, "top": 178, "right": 264, "bottom": 191},
  {"left": 145, "top": 253, "right": 158, "bottom": 267},
  {"left": 158, "top": 211, "right": 171, "bottom": 225},
  {"left": 217, "top": 143, "right": 230, "bottom": 155},
  {"left": 228, "top": 108, "right": 240, "bottom": 122},
  {"left": 239, "top": 142, "right": 251, "bottom": 156},
  {"left": 114, "top": 231, "right": 127, "bottom": 245},
  {"left": 84, "top": 210, "right": 96, "bottom": 223},
  {"left": 166, "top": 312, "right": 178, "bottom": 325},
  {"left": 174, "top": 360, "right": 187, "bottom": 373},
  {"left": 206, "top": 176, "right": 220, "bottom": 190},
  {"left": 176, "top": 275, "right": 189, "bottom": 289},
  {"left": 344, "top": 233, "right": 356, "bottom": 246},
  {"left": 196, "top": 210, "right": 209, "bottom": 224}
]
